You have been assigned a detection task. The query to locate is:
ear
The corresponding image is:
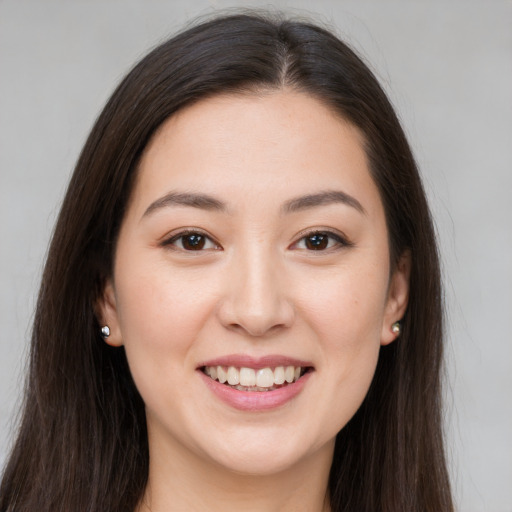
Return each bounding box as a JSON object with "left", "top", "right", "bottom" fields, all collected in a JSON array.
[
  {"left": 96, "top": 278, "right": 123, "bottom": 347},
  {"left": 381, "top": 250, "right": 411, "bottom": 346}
]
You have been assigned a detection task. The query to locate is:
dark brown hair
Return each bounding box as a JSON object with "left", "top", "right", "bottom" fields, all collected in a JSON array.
[{"left": 0, "top": 12, "right": 453, "bottom": 511}]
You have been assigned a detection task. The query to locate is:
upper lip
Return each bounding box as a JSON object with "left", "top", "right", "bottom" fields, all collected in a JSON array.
[{"left": 197, "top": 354, "right": 314, "bottom": 370}]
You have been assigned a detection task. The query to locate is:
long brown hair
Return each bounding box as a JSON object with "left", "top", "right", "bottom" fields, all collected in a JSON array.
[{"left": 0, "top": 12, "right": 453, "bottom": 511}]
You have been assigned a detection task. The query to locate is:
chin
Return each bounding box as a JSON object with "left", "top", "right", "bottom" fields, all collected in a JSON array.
[
  {"left": 214, "top": 449, "right": 307, "bottom": 477},
  {"left": 201, "top": 427, "right": 333, "bottom": 477}
]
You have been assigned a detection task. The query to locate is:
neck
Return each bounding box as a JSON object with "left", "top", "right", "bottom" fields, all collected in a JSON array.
[{"left": 137, "top": 431, "right": 333, "bottom": 512}]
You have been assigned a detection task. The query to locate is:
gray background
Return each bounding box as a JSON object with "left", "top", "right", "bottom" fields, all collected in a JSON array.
[{"left": 1, "top": 1, "right": 511, "bottom": 510}]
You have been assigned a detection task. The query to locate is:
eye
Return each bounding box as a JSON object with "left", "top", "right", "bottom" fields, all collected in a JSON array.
[
  {"left": 292, "top": 231, "right": 350, "bottom": 251},
  {"left": 164, "top": 230, "right": 220, "bottom": 251}
]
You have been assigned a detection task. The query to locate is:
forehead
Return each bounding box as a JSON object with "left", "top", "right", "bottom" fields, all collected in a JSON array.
[{"left": 130, "top": 90, "right": 383, "bottom": 219}]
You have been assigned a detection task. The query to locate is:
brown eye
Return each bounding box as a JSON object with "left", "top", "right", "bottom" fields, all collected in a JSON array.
[
  {"left": 166, "top": 231, "right": 219, "bottom": 251},
  {"left": 305, "top": 233, "right": 329, "bottom": 250},
  {"left": 292, "top": 231, "right": 351, "bottom": 251},
  {"left": 181, "top": 234, "right": 206, "bottom": 250}
]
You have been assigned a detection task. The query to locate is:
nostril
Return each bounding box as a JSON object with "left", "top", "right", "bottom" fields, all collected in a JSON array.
[
  {"left": 225, "top": 320, "right": 288, "bottom": 338},
  {"left": 218, "top": 297, "right": 295, "bottom": 338},
  {"left": 214, "top": 262, "right": 296, "bottom": 336}
]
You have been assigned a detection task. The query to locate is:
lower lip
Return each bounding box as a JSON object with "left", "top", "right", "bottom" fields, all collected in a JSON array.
[{"left": 199, "top": 370, "right": 312, "bottom": 411}]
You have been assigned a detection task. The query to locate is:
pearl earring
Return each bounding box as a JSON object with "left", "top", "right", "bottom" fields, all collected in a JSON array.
[
  {"left": 391, "top": 322, "right": 401, "bottom": 335},
  {"left": 100, "top": 325, "right": 111, "bottom": 338}
]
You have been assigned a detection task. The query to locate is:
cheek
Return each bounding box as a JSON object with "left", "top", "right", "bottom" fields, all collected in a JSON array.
[
  {"left": 312, "top": 279, "right": 383, "bottom": 379},
  {"left": 112, "top": 262, "right": 223, "bottom": 426},
  {"left": 295, "top": 260, "right": 389, "bottom": 346},
  {"left": 113, "top": 259, "right": 220, "bottom": 377},
  {"left": 293, "top": 263, "right": 387, "bottom": 429}
]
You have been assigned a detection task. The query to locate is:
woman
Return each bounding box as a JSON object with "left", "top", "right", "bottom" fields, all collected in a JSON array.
[{"left": 0, "top": 12, "right": 454, "bottom": 512}]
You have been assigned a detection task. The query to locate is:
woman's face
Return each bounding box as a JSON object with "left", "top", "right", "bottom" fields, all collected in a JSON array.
[{"left": 100, "top": 90, "right": 409, "bottom": 476}]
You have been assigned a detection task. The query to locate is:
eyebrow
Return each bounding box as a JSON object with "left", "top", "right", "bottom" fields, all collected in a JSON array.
[
  {"left": 142, "top": 191, "right": 228, "bottom": 218},
  {"left": 142, "top": 189, "right": 365, "bottom": 219},
  {"left": 282, "top": 190, "right": 366, "bottom": 215}
]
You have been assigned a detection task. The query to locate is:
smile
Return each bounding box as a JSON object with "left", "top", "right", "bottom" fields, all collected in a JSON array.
[{"left": 202, "top": 365, "right": 309, "bottom": 391}]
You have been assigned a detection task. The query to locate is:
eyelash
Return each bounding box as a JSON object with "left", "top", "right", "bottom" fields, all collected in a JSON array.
[
  {"left": 162, "top": 228, "right": 352, "bottom": 253},
  {"left": 162, "top": 229, "right": 220, "bottom": 252},
  {"left": 291, "top": 230, "right": 353, "bottom": 252}
]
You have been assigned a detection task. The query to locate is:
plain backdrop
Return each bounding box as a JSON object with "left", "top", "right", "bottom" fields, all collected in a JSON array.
[{"left": 1, "top": 1, "right": 511, "bottom": 510}]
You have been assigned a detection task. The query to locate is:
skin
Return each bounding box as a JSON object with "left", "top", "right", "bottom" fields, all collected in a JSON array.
[{"left": 99, "top": 90, "right": 410, "bottom": 512}]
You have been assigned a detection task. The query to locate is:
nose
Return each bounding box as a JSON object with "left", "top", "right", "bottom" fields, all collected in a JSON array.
[{"left": 216, "top": 246, "right": 295, "bottom": 337}]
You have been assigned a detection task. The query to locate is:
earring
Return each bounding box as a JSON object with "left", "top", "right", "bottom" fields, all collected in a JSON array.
[
  {"left": 100, "top": 325, "right": 111, "bottom": 338},
  {"left": 391, "top": 321, "right": 401, "bottom": 335}
]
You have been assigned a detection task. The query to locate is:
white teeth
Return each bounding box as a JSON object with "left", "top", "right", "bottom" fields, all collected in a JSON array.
[
  {"left": 204, "top": 365, "right": 307, "bottom": 390},
  {"left": 227, "top": 366, "right": 239, "bottom": 385},
  {"left": 256, "top": 368, "right": 274, "bottom": 388},
  {"left": 239, "top": 367, "right": 256, "bottom": 387},
  {"left": 274, "top": 366, "right": 285, "bottom": 385},
  {"left": 217, "top": 366, "right": 227, "bottom": 384}
]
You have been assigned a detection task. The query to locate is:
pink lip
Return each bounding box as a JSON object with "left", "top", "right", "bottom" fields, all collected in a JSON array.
[
  {"left": 198, "top": 354, "right": 313, "bottom": 370},
  {"left": 198, "top": 369, "right": 313, "bottom": 412}
]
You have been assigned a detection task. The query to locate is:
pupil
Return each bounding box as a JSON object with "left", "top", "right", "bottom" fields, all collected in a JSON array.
[
  {"left": 183, "top": 234, "right": 205, "bottom": 250},
  {"left": 306, "top": 234, "right": 328, "bottom": 250}
]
